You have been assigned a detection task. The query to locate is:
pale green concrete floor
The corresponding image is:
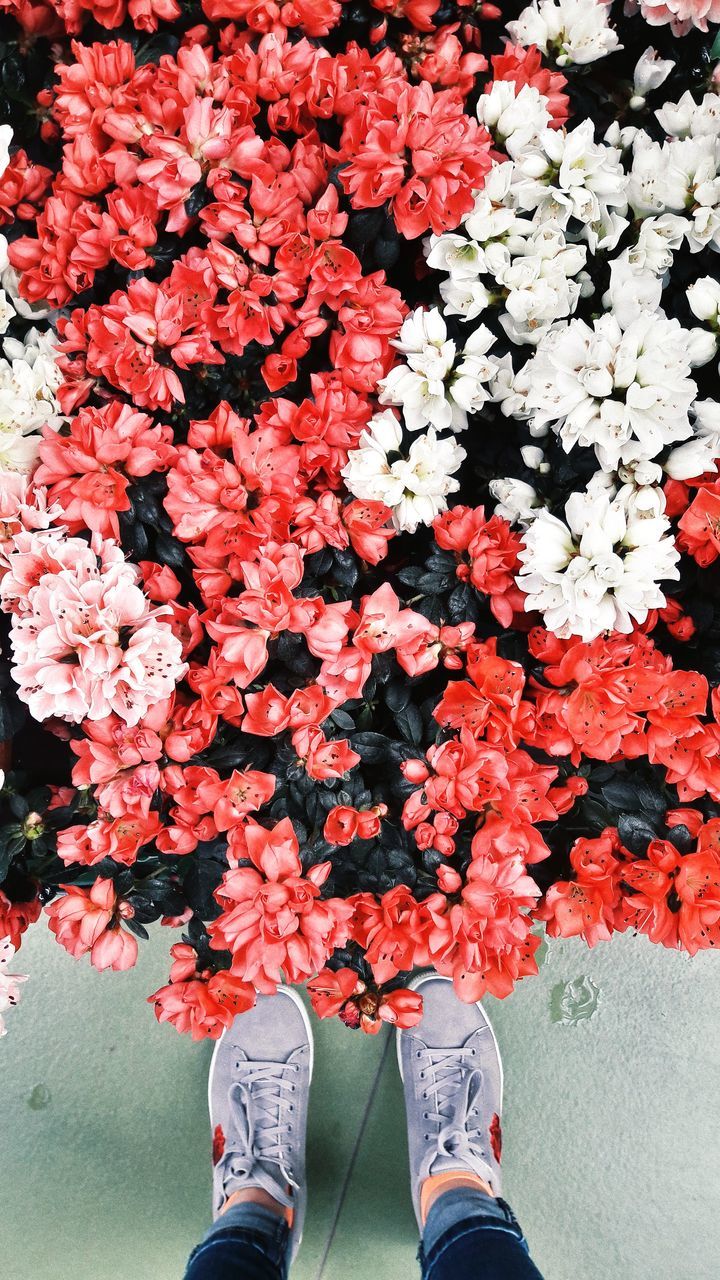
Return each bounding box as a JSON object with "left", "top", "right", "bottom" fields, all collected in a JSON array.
[{"left": 2, "top": 924, "right": 719, "bottom": 1280}]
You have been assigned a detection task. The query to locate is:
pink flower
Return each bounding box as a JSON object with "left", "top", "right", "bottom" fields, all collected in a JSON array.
[
  {"left": 208, "top": 818, "right": 353, "bottom": 992},
  {"left": 635, "top": 0, "right": 720, "bottom": 32},
  {"left": 426, "top": 851, "right": 542, "bottom": 1002},
  {"left": 0, "top": 938, "right": 28, "bottom": 1037},
  {"left": 46, "top": 878, "right": 139, "bottom": 972},
  {"left": 1, "top": 531, "right": 186, "bottom": 727}
]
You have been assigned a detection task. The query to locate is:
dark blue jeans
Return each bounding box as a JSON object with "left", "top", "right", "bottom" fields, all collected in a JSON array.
[{"left": 183, "top": 1190, "right": 545, "bottom": 1279}]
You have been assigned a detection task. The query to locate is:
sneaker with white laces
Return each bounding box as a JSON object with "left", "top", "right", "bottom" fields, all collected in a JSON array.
[
  {"left": 396, "top": 972, "right": 504, "bottom": 1229},
  {"left": 208, "top": 985, "right": 313, "bottom": 1260}
]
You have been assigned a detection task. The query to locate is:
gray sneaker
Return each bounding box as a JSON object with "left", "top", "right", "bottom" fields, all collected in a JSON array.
[
  {"left": 208, "top": 986, "right": 313, "bottom": 1259},
  {"left": 396, "top": 972, "right": 504, "bottom": 1228}
]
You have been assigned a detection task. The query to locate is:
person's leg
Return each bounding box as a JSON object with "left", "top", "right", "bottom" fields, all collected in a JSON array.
[
  {"left": 420, "top": 1186, "right": 544, "bottom": 1280},
  {"left": 183, "top": 1203, "right": 288, "bottom": 1280},
  {"left": 397, "top": 973, "right": 545, "bottom": 1280},
  {"left": 182, "top": 986, "right": 313, "bottom": 1280}
]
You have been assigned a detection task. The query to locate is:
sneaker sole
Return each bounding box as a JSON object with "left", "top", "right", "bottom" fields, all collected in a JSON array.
[{"left": 395, "top": 971, "right": 504, "bottom": 1109}]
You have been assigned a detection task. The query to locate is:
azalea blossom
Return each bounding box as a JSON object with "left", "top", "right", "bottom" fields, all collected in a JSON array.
[
  {"left": 342, "top": 411, "right": 465, "bottom": 533},
  {"left": 1, "top": 531, "right": 187, "bottom": 725},
  {"left": 208, "top": 818, "right": 354, "bottom": 992},
  {"left": 46, "top": 878, "right": 139, "bottom": 972},
  {"left": 520, "top": 310, "right": 697, "bottom": 469},
  {"left": 517, "top": 477, "right": 680, "bottom": 640},
  {"left": 506, "top": 0, "right": 622, "bottom": 65},
  {"left": 379, "top": 307, "right": 498, "bottom": 433},
  {"left": 148, "top": 944, "right": 256, "bottom": 1041}
]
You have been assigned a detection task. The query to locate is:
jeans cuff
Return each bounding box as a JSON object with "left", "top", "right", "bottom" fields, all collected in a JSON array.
[
  {"left": 186, "top": 1204, "right": 290, "bottom": 1278},
  {"left": 420, "top": 1189, "right": 526, "bottom": 1271}
]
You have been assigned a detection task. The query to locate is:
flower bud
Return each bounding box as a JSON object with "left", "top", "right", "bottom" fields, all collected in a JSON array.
[
  {"left": 687, "top": 277, "right": 720, "bottom": 326},
  {"left": 631, "top": 49, "right": 674, "bottom": 107}
]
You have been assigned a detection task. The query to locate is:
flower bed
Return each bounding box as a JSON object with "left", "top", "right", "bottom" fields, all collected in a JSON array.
[{"left": 0, "top": 0, "right": 719, "bottom": 1040}]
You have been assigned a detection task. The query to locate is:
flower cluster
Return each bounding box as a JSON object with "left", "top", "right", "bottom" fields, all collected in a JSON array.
[{"left": 0, "top": 0, "right": 719, "bottom": 1042}]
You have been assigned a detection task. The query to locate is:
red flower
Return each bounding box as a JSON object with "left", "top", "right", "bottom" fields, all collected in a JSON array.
[
  {"left": 307, "top": 967, "right": 423, "bottom": 1033},
  {"left": 339, "top": 81, "right": 492, "bottom": 238},
  {"left": 36, "top": 402, "right": 175, "bottom": 539},
  {"left": 678, "top": 486, "right": 720, "bottom": 567},
  {"left": 0, "top": 888, "right": 41, "bottom": 950}
]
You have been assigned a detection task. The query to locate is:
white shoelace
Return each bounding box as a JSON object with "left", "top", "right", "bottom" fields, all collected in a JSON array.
[
  {"left": 216, "top": 1061, "right": 299, "bottom": 1207},
  {"left": 417, "top": 1047, "right": 492, "bottom": 1181}
]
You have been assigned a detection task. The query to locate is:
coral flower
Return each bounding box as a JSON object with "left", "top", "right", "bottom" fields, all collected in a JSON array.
[
  {"left": 148, "top": 944, "right": 256, "bottom": 1040},
  {"left": 209, "top": 818, "right": 354, "bottom": 992},
  {"left": 46, "top": 878, "right": 138, "bottom": 972}
]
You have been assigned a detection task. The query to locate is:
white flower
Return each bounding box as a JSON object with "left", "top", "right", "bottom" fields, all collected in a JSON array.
[
  {"left": 0, "top": 237, "right": 15, "bottom": 335},
  {"left": 604, "top": 251, "right": 662, "bottom": 327},
  {"left": 490, "top": 476, "right": 541, "bottom": 523},
  {"left": 342, "top": 414, "right": 465, "bottom": 534},
  {"left": 380, "top": 307, "right": 459, "bottom": 432},
  {"left": 426, "top": 233, "right": 486, "bottom": 281},
  {"left": 686, "top": 327, "right": 717, "bottom": 367},
  {"left": 0, "top": 326, "right": 63, "bottom": 473},
  {"left": 656, "top": 92, "right": 720, "bottom": 141},
  {"left": 522, "top": 310, "right": 697, "bottom": 469},
  {"left": 340, "top": 410, "right": 407, "bottom": 508},
  {"left": 0, "top": 938, "right": 28, "bottom": 1038},
  {"left": 476, "top": 81, "right": 551, "bottom": 159},
  {"left": 688, "top": 276, "right": 720, "bottom": 326},
  {"left": 627, "top": 133, "right": 720, "bottom": 246},
  {"left": 438, "top": 276, "right": 492, "bottom": 323},
  {"left": 462, "top": 163, "right": 522, "bottom": 242},
  {"left": 627, "top": 134, "right": 672, "bottom": 216},
  {"left": 517, "top": 476, "right": 679, "bottom": 640},
  {"left": 630, "top": 48, "right": 673, "bottom": 108},
  {"left": 661, "top": 136, "right": 720, "bottom": 251},
  {"left": 629, "top": 213, "right": 686, "bottom": 275},
  {"left": 0, "top": 126, "right": 12, "bottom": 183},
  {"left": 0, "top": 289, "right": 14, "bottom": 337},
  {"left": 512, "top": 121, "right": 628, "bottom": 251},
  {"left": 450, "top": 325, "right": 498, "bottom": 416},
  {"left": 520, "top": 444, "right": 549, "bottom": 471},
  {"left": 379, "top": 308, "right": 497, "bottom": 433},
  {"left": 498, "top": 223, "right": 586, "bottom": 343},
  {"left": 392, "top": 431, "right": 466, "bottom": 533},
  {"left": 506, "top": 0, "right": 621, "bottom": 65},
  {"left": 664, "top": 400, "right": 720, "bottom": 480}
]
